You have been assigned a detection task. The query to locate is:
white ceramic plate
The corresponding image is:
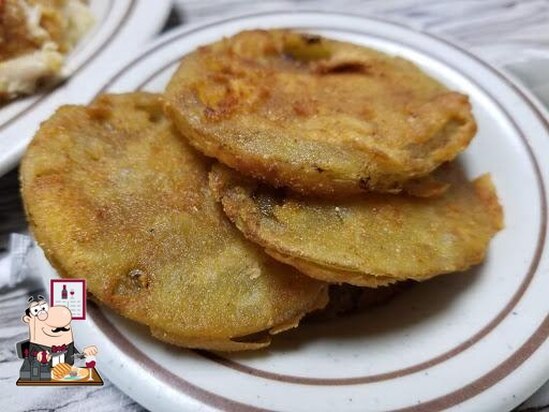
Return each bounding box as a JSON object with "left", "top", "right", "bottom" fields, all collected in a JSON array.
[
  {"left": 0, "top": 0, "right": 172, "bottom": 177},
  {"left": 35, "top": 11, "right": 549, "bottom": 412}
]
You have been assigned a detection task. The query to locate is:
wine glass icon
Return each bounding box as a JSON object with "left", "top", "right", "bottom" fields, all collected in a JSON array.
[
  {"left": 70, "top": 289, "right": 75, "bottom": 298},
  {"left": 84, "top": 354, "right": 96, "bottom": 381}
]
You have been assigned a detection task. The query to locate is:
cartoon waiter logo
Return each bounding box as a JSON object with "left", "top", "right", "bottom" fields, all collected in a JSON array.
[{"left": 15, "top": 292, "right": 103, "bottom": 386}]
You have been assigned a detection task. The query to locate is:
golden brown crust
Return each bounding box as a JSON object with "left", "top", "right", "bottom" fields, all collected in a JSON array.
[
  {"left": 265, "top": 249, "right": 398, "bottom": 287},
  {"left": 150, "top": 328, "right": 271, "bottom": 351},
  {"left": 209, "top": 162, "right": 503, "bottom": 285},
  {"left": 20, "top": 92, "right": 328, "bottom": 351},
  {"left": 151, "top": 287, "right": 328, "bottom": 351},
  {"left": 165, "top": 30, "right": 476, "bottom": 196}
]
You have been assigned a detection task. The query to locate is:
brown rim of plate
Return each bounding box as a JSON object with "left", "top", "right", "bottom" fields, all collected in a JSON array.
[
  {"left": 87, "top": 11, "right": 548, "bottom": 410},
  {"left": 98, "top": 20, "right": 547, "bottom": 383},
  {"left": 91, "top": 305, "right": 548, "bottom": 412},
  {"left": 0, "top": 0, "right": 135, "bottom": 132}
]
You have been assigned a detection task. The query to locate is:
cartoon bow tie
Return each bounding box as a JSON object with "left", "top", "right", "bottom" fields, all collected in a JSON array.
[{"left": 51, "top": 344, "right": 67, "bottom": 353}]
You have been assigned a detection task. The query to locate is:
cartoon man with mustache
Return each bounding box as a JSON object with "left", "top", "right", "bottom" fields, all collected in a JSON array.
[{"left": 21, "top": 294, "right": 97, "bottom": 372}]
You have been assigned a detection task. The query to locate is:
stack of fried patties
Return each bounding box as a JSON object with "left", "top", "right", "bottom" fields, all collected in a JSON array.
[
  {"left": 21, "top": 30, "right": 503, "bottom": 352},
  {"left": 164, "top": 30, "right": 503, "bottom": 289}
]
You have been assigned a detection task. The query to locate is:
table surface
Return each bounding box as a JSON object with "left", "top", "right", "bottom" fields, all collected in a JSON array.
[{"left": 1, "top": 1, "right": 548, "bottom": 411}]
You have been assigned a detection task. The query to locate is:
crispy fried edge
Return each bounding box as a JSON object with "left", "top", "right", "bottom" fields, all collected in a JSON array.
[
  {"left": 266, "top": 249, "right": 399, "bottom": 287},
  {"left": 209, "top": 163, "right": 504, "bottom": 283},
  {"left": 150, "top": 288, "right": 328, "bottom": 351},
  {"left": 164, "top": 31, "right": 477, "bottom": 196}
]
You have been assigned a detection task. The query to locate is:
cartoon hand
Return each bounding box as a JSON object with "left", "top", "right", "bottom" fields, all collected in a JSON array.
[
  {"left": 37, "top": 351, "right": 51, "bottom": 363},
  {"left": 82, "top": 345, "right": 98, "bottom": 356}
]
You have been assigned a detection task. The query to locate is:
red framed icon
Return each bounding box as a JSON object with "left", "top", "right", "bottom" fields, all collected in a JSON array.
[{"left": 49, "top": 279, "right": 87, "bottom": 320}]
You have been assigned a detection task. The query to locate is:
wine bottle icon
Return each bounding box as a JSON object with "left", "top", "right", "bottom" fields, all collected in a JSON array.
[{"left": 61, "top": 284, "right": 68, "bottom": 300}]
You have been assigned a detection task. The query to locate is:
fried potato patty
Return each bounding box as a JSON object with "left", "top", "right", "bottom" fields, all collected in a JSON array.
[
  {"left": 165, "top": 30, "right": 476, "bottom": 196},
  {"left": 20, "top": 92, "right": 328, "bottom": 351},
  {"left": 209, "top": 163, "right": 503, "bottom": 285}
]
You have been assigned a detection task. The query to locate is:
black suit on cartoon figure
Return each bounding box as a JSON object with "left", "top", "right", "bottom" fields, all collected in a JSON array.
[{"left": 16, "top": 295, "right": 97, "bottom": 379}]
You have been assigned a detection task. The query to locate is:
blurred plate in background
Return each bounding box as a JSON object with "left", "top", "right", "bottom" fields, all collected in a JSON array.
[{"left": 0, "top": 0, "right": 172, "bottom": 177}]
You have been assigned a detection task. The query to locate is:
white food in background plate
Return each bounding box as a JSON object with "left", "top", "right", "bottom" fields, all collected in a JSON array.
[{"left": 0, "top": 0, "right": 94, "bottom": 101}]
